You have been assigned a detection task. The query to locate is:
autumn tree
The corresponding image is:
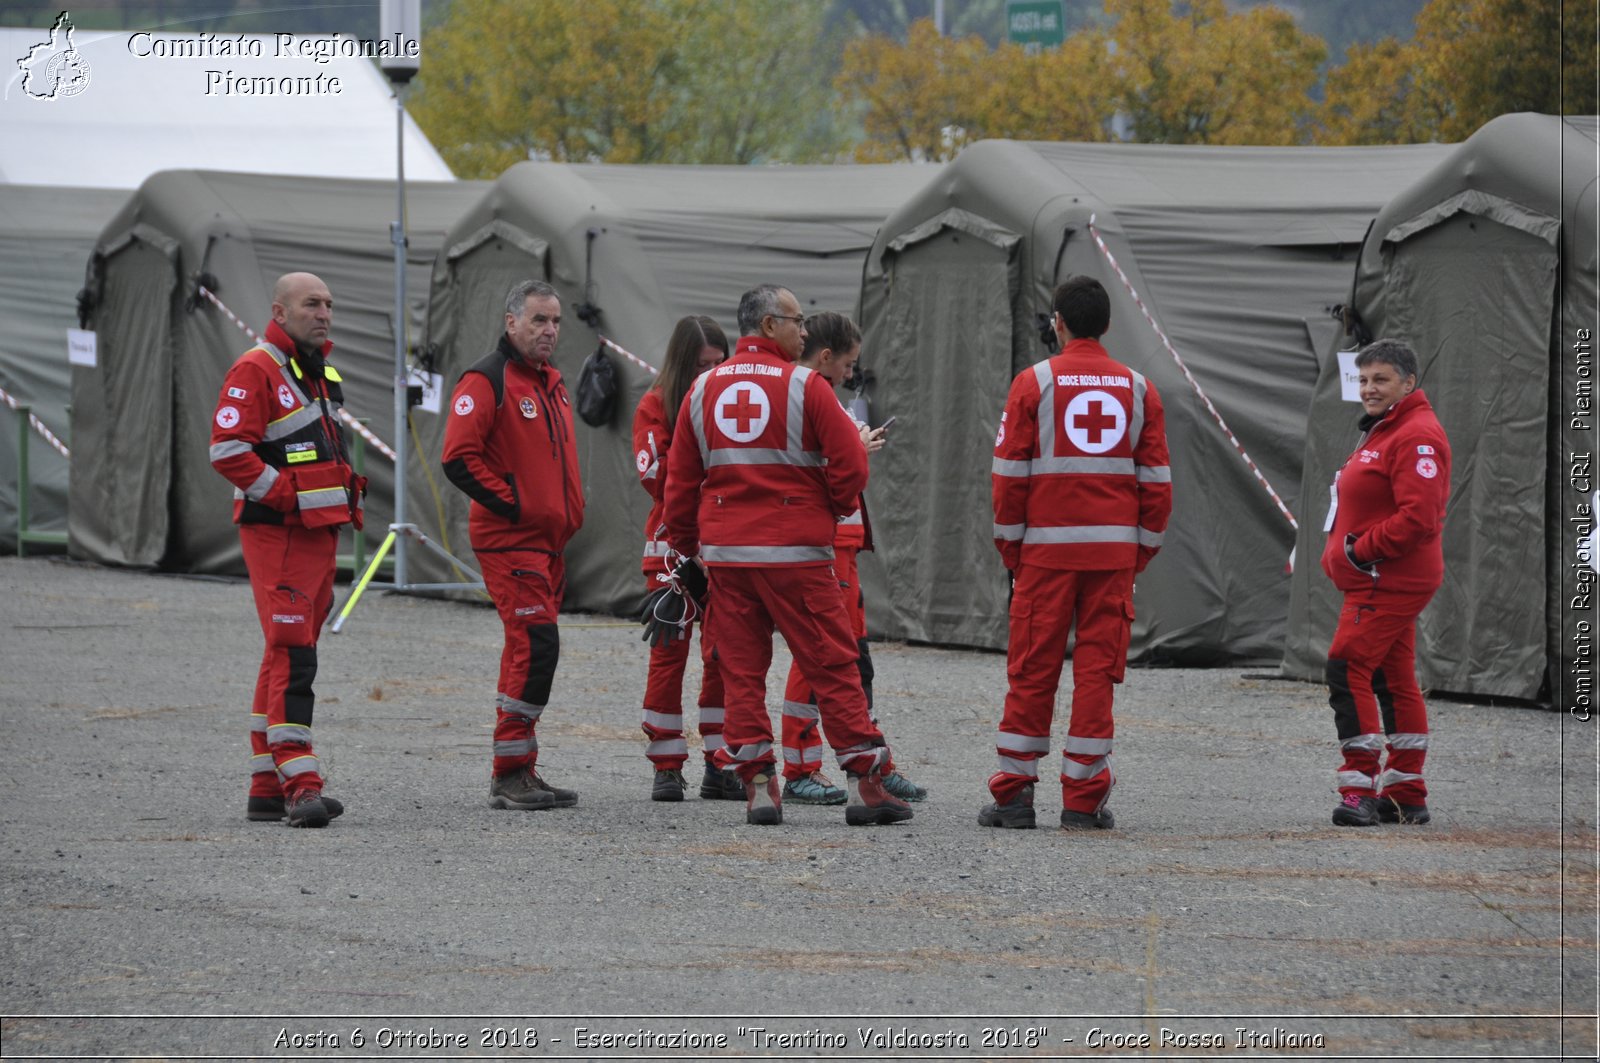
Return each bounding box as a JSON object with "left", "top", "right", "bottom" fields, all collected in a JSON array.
[
  {"left": 1101, "top": 0, "right": 1325, "bottom": 145},
  {"left": 837, "top": 1, "right": 1325, "bottom": 158},
  {"left": 411, "top": 0, "right": 846, "bottom": 176},
  {"left": 1317, "top": 0, "right": 1598, "bottom": 144},
  {"left": 835, "top": 19, "right": 997, "bottom": 161}
]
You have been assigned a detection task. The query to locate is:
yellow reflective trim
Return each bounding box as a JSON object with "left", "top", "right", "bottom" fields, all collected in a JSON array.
[
  {"left": 324, "top": 365, "right": 342, "bottom": 383},
  {"left": 285, "top": 450, "right": 318, "bottom": 464}
]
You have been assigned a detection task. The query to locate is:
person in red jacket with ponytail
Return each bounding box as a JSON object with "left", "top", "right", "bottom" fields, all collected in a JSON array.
[
  {"left": 1320, "top": 339, "right": 1450, "bottom": 827},
  {"left": 632, "top": 314, "right": 744, "bottom": 803},
  {"left": 778, "top": 312, "right": 925, "bottom": 806}
]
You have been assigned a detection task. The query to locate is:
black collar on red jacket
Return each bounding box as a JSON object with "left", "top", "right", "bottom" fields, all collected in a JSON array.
[{"left": 1358, "top": 387, "right": 1429, "bottom": 433}]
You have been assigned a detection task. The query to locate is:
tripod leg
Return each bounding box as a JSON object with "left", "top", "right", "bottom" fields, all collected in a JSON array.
[{"left": 330, "top": 529, "right": 397, "bottom": 634}]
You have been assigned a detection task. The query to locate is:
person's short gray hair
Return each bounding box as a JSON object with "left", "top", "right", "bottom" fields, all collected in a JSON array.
[
  {"left": 505, "top": 279, "right": 559, "bottom": 319},
  {"left": 737, "top": 284, "right": 787, "bottom": 336},
  {"left": 1355, "top": 338, "right": 1419, "bottom": 381}
]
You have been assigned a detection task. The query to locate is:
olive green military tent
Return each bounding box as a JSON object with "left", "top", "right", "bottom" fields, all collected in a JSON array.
[
  {"left": 0, "top": 184, "right": 129, "bottom": 553},
  {"left": 71, "top": 170, "right": 484, "bottom": 572},
  {"left": 1284, "top": 114, "right": 1598, "bottom": 704},
  {"left": 406, "top": 161, "right": 943, "bottom": 615},
  {"left": 854, "top": 139, "right": 1454, "bottom": 660}
]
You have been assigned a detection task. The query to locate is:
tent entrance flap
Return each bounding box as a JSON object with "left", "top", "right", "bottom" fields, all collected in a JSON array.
[
  {"left": 868, "top": 216, "right": 1019, "bottom": 649},
  {"left": 1382, "top": 209, "right": 1556, "bottom": 699},
  {"left": 69, "top": 236, "right": 177, "bottom": 567}
]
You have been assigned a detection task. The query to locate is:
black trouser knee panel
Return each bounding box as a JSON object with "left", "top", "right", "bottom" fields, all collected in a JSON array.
[
  {"left": 285, "top": 644, "right": 318, "bottom": 726},
  {"left": 520, "top": 623, "right": 560, "bottom": 707}
]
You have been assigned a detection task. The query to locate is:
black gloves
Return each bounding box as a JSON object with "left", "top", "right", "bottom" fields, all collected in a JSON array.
[
  {"left": 639, "top": 585, "right": 689, "bottom": 648},
  {"left": 639, "top": 558, "right": 708, "bottom": 648},
  {"left": 1344, "top": 533, "right": 1378, "bottom": 575},
  {"left": 673, "top": 556, "right": 708, "bottom": 608}
]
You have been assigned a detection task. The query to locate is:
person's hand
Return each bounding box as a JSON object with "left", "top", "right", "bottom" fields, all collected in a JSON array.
[{"left": 860, "top": 423, "right": 887, "bottom": 455}]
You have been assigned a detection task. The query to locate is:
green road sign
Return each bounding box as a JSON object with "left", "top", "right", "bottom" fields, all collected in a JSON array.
[{"left": 1007, "top": 0, "right": 1066, "bottom": 51}]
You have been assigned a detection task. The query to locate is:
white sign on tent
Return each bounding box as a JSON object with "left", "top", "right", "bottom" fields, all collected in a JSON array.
[{"left": 1337, "top": 348, "right": 1363, "bottom": 403}]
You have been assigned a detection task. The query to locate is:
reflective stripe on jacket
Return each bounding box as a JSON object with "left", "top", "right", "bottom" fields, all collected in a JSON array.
[
  {"left": 209, "top": 322, "right": 361, "bottom": 528},
  {"left": 663, "top": 337, "right": 867, "bottom": 568}
]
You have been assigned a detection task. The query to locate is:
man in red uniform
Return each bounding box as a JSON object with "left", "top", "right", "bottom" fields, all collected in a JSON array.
[
  {"left": 982, "top": 275, "right": 1171, "bottom": 831},
  {"left": 210, "top": 272, "right": 364, "bottom": 828},
  {"left": 1320, "top": 339, "right": 1450, "bottom": 827},
  {"left": 442, "top": 280, "right": 585, "bottom": 812},
  {"left": 663, "top": 284, "right": 911, "bottom": 827}
]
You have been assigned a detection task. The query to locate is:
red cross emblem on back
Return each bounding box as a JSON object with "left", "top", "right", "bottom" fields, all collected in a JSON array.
[
  {"left": 1074, "top": 400, "right": 1119, "bottom": 444},
  {"left": 1062, "top": 389, "right": 1127, "bottom": 455},
  {"left": 714, "top": 381, "right": 771, "bottom": 443}
]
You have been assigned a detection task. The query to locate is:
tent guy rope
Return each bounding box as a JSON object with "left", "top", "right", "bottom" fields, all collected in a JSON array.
[
  {"left": 1086, "top": 215, "right": 1299, "bottom": 532},
  {"left": 599, "top": 334, "right": 657, "bottom": 376},
  {"left": 196, "top": 284, "right": 398, "bottom": 463},
  {"left": 0, "top": 385, "right": 70, "bottom": 459}
]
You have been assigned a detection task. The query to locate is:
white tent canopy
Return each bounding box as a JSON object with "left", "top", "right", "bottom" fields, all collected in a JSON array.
[{"left": 0, "top": 26, "right": 452, "bottom": 187}]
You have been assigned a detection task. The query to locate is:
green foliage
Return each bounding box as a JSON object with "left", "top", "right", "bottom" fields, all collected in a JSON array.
[
  {"left": 837, "top": 0, "right": 1325, "bottom": 157},
  {"left": 410, "top": 0, "right": 847, "bottom": 175},
  {"left": 1316, "top": 0, "right": 1597, "bottom": 144}
]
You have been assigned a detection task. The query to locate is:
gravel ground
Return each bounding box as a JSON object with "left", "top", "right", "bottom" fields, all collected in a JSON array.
[{"left": 0, "top": 555, "right": 1594, "bottom": 1060}]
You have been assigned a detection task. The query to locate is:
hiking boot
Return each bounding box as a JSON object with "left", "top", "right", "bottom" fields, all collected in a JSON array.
[
  {"left": 488, "top": 768, "right": 558, "bottom": 811},
  {"left": 783, "top": 771, "right": 847, "bottom": 805},
  {"left": 651, "top": 768, "right": 686, "bottom": 803},
  {"left": 882, "top": 770, "right": 927, "bottom": 802},
  {"left": 845, "top": 772, "right": 914, "bottom": 826},
  {"left": 248, "top": 794, "right": 345, "bottom": 822},
  {"left": 1332, "top": 792, "right": 1380, "bottom": 827},
  {"left": 285, "top": 791, "right": 334, "bottom": 828},
  {"left": 746, "top": 772, "right": 782, "bottom": 825},
  {"left": 978, "top": 784, "right": 1036, "bottom": 829},
  {"left": 1061, "top": 806, "right": 1115, "bottom": 830},
  {"left": 529, "top": 771, "right": 578, "bottom": 808},
  {"left": 1377, "top": 795, "right": 1431, "bottom": 824},
  {"left": 699, "top": 763, "right": 747, "bottom": 801}
]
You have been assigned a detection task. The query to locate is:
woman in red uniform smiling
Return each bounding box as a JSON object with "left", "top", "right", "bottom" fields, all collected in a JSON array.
[{"left": 1321, "top": 339, "right": 1451, "bottom": 827}]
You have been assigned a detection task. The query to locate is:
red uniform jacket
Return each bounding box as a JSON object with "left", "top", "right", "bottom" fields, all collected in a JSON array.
[
  {"left": 632, "top": 387, "right": 674, "bottom": 575},
  {"left": 992, "top": 338, "right": 1171, "bottom": 573},
  {"left": 209, "top": 319, "right": 363, "bottom": 529},
  {"left": 1320, "top": 389, "right": 1450, "bottom": 595},
  {"left": 442, "top": 336, "right": 584, "bottom": 553},
  {"left": 664, "top": 336, "right": 867, "bottom": 568},
  {"left": 833, "top": 398, "right": 874, "bottom": 553}
]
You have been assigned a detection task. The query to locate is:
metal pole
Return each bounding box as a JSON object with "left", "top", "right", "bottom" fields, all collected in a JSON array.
[
  {"left": 391, "top": 83, "right": 409, "bottom": 589},
  {"left": 15, "top": 404, "right": 29, "bottom": 558}
]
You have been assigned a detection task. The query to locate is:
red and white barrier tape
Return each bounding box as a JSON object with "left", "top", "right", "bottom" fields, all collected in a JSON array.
[
  {"left": 196, "top": 285, "right": 398, "bottom": 463},
  {"left": 599, "top": 334, "right": 658, "bottom": 376},
  {"left": 0, "top": 385, "right": 70, "bottom": 459},
  {"left": 1085, "top": 216, "right": 1298, "bottom": 531}
]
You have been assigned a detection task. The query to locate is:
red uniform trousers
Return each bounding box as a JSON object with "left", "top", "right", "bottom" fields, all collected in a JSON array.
[
  {"left": 990, "top": 564, "right": 1133, "bottom": 815},
  {"left": 779, "top": 547, "right": 891, "bottom": 779},
  {"left": 1326, "top": 586, "right": 1435, "bottom": 804},
  {"left": 478, "top": 548, "right": 565, "bottom": 778},
  {"left": 641, "top": 576, "right": 727, "bottom": 770},
  {"left": 241, "top": 523, "right": 338, "bottom": 802},
  {"left": 707, "top": 564, "right": 888, "bottom": 782}
]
